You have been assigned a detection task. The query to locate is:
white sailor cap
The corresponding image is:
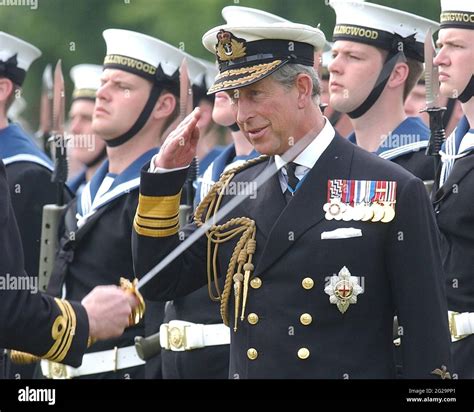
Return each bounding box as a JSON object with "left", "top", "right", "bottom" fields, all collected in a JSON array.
[
  {"left": 70, "top": 64, "right": 102, "bottom": 101},
  {"left": 329, "top": 0, "right": 439, "bottom": 62},
  {"left": 202, "top": 23, "right": 326, "bottom": 94},
  {"left": 180, "top": 52, "right": 206, "bottom": 86},
  {"left": 0, "top": 32, "right": 41, "bottom": 86},
  {"left": 221, "top": 6, "right": 289, "bottom": 25},
  {"left": 178, "top": 52, "right": 211, "bottom": 103},
  {"left": 440, "top": 0, "right": 474, "bottom": 30},
  {"left": 102, "top": 29, "right": 184, "bottom": 83},
  {"left": 195, "top": 57, "right": 218, "bottom": 90}
]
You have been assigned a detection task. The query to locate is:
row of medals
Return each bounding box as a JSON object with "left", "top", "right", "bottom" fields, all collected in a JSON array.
[{"left": 325, "top": 200, "right": 395, "bottom": 223}]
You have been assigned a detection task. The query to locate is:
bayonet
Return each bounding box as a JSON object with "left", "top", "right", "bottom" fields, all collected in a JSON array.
[
  {"left": 179, "top": 58, "right": 193, "bottom": 121},
  {"left": 422, "top": 28, "right": 446, "bottom": 192},
  {"left": 424, "top": 28, "right": 440, "bottom": 109},
  {"left": 51, "top": 59, "right": 68, "bottom": 205},
  {"left": 36, "top": 64, "right": 53, "bottom": 155}
]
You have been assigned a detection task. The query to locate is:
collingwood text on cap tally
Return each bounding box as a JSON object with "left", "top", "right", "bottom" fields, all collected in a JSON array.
[
  {"left": 440, "top": 0, "right": 474, "bottom": 30},
  {"left": 70, "top": 64, "right": 103, "bottom": 101},
  {"left": 0, "top": 32, "right": 41, "bottom": 86},
  {"left": 329, "top": 0, "right": 439, "bottom": 62},
  {"left": 202, "top": 22, "right": 325, "bottom": 94}
]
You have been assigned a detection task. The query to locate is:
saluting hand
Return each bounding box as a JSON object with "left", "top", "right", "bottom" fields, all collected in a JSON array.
[{"left": 153, "top": 108, "right": 201, "bottom": 170}]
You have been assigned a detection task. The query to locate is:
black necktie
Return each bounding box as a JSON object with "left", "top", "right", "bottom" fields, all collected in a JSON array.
[{"left": 284, "top": 162, "right": 299, "bottom": 202}]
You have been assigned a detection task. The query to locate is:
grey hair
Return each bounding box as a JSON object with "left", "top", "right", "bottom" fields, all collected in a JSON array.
[{"left": 270, "top": 64, "right": 321, "bottom": 105}]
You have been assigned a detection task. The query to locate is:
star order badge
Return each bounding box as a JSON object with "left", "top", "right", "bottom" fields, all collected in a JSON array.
[{"left": 324, "top": 266, "right": 363, "bottom": 314}]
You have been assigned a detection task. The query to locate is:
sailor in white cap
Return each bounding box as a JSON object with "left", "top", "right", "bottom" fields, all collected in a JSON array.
[
  {"left": 67, "top": 64, "right": 107, "bottom": 194},
  {"left": 44, "top": 29, "right": 186, "bottom": 380},
  {"left": 318, "top": 42, "right": 354, "bottom": 138},
  {"left": 328, "top": 0, "right": 440, "bottom": 183},
  {"left": 432, "top": 0, "right": 474, "bottom": 379},
  {"left": 133, "top": 15, "right": 451, "bottom": 378}
]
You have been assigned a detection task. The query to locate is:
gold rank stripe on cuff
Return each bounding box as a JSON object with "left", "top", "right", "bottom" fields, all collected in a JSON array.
[
  {"left": 133, "top": 192, "right": 181, "bottom": 237},
  {"left": 42, "top": 298, "right": 77, "bottom": 363}
]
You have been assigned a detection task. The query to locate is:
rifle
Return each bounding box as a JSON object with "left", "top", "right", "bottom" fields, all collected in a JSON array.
[{"left": 38, "top": 60, "right": 68, "bottom": 293}]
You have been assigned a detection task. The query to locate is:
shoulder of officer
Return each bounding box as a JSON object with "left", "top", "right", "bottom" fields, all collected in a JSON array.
[{"left": 222, "top": 154, "right": 269, "bottom": 179}]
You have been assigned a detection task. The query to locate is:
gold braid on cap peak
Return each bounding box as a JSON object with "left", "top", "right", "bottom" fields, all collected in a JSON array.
[{"left": 194, "top": 155, "right": 268, "bottom": 332}]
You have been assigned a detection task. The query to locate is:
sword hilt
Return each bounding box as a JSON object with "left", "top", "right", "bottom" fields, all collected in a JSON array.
[{"left": 119, "top": 277, "right": 146, "bottom": 326}]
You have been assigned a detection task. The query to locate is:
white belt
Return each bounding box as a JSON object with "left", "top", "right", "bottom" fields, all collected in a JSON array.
[
  {"left": 40, "top": 345, "right": 145, "bottom": 379},
  {"left": 160, "top": 320, "right": 230, "bottom": 351},
  {"left": 448, "top": 311, "right": 474, "bottom": 342}
]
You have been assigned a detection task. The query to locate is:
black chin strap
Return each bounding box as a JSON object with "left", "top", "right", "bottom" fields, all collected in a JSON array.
[
  {"left": 106, "top": 83, "right": 163, "bottom": 147},
  {"left": 228, "top": 122, "right": 240, "bottom": 132},
  {"left": 458, "top": 76, "right": 474, "bottom": 103},
  {"left": 348, "top": 52, "right": 403, "bottom": 119}
]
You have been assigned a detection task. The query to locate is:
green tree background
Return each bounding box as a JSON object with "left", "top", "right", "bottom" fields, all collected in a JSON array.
[{"left": 0, "top": 0, "right": 441, "bottom": 127}]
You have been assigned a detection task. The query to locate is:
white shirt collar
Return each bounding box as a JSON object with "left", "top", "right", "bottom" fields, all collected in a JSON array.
[{"left": 274, "top": 117, "right": 335, "bottom": 171}]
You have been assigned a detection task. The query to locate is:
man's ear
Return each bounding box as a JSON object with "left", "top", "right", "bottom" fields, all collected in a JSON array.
[
  {"left": 295, "top": 73, "right": 313, "bottom": 109},
  {"left": 152, "top": 92, "right": 177, "bottom": 120},
  {"left": 0, "top": 77, "right": 14, "bottom": 103},
  {"left": 388, "top": 62, "right": 409, "bottom": 89}
]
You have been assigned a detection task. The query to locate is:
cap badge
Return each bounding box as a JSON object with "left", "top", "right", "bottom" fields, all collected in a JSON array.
[{"left": 215, "top": 29, "right": 247, "bottom": 61}]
